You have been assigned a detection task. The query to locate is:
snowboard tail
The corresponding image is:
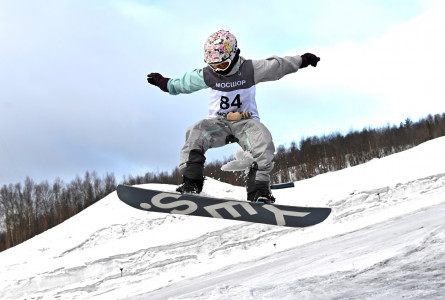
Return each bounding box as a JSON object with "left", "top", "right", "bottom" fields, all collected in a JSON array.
[{"left": 116, "top": 185, "right": 331, "bottom": 228}]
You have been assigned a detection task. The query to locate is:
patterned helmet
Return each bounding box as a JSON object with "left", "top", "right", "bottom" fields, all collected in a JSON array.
[{"left": 203, "top": 30, "right": 238, "bottom": 64}]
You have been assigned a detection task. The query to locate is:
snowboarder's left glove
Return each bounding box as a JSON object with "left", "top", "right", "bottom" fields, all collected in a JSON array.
[
  {"left": 300, "top": 53, "right": 320, "bottom": 68},
  {"left": 227, "top": 111, "right": 252, "bottom": 121},
  {"left": 147, "top": 73, "right": 170, "bottom": 93}
]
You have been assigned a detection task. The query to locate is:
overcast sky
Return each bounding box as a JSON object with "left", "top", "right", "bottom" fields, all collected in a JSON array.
[{"left": 1, "top": 0, "right": 444, "bottom": 187}]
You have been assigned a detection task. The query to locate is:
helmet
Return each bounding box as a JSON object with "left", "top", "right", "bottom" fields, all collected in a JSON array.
[{"left": 203, "top": 30, "right": 238, "bottom": 65}]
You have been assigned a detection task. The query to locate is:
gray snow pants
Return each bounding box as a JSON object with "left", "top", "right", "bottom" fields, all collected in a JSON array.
[{"left": 179, "top": 118, "right": 275, "bottom": 185}]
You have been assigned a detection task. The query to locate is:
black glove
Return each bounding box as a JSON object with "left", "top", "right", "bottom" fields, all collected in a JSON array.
[
  {"left": 300, "top": 53, "right": 320, "bottom": 68},
  {"left": 147, "top": 73, "right": 170, "bottom": 93}
]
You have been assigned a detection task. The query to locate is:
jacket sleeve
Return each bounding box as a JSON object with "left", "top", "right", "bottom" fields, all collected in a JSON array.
[
  {"left": 252, "top": 55, "right": 303, "bottom": 84},
  {"left": 167, "top": 69, "right": 209, "bottom": 95}
]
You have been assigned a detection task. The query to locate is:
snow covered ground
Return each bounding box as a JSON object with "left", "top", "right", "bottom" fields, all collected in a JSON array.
[{"left": 1, "top": 137, "right": 445, "bottom": 300}]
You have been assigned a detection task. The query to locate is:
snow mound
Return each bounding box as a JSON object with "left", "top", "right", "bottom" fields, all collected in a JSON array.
[{"left": 1, "top": 137, "right": 445, "bottom": 299}]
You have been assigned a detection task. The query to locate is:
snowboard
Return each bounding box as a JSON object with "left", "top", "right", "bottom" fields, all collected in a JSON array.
[{"left": 116, "top": 185, "right": 331, "bottom": 228}]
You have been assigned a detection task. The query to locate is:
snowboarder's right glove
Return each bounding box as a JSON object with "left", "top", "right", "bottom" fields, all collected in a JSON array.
[
  {"left": 300, "top": 53, "right": 320, "bottom": 68},
  {"left": 227, "top": 111, "right": 252, "bottom": 121},
  {"left": 147, "top": 73, "right": 170, "bottom": 93}
]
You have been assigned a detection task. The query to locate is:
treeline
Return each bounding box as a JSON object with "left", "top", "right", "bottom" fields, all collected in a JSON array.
[
  {"left": 0, "top": 172, "right": 116, "bottom": 251},
  {"left": 0, "top": 169, "right": 189, "bottom": 252},
  {"left": 271, "top": 113, "right": 445, "bottom": 183},
  {"left": 1, "top": 113, "right": 445, "bottom": 251}
]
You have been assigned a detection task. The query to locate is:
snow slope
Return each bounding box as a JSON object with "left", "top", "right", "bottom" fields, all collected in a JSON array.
[{"left": 1, "top": 137, "right": 445, "bottom": 299}]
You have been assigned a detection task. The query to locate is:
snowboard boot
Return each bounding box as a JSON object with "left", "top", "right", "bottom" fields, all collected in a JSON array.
[
  {"left": 176, "top": 176, "right": 204, "bottom": 194},
  {"left": 245, "top": 162, "right": 275, "bottom": 204},
  {"left": 247, "top": 188, "right": 276, "bottom": 204}
]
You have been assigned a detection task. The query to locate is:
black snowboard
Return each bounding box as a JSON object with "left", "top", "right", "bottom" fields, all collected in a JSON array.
[{"left": 116, "top": 185, "right": 331, "bottom": 228}]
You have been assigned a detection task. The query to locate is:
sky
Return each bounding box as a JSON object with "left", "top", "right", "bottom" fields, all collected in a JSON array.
[{"left": 1, "top": 0, "right": 444, "bottom": 186}]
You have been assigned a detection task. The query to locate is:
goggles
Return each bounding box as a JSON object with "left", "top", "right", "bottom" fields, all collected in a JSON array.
[{"left": 209, "top": 59, "right": 231, "bottom": 72}]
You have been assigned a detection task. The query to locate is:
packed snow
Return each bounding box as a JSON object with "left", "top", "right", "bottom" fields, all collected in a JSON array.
[
  {"left": 1, "top": 137, "right": 445, "bottom": 299},
  {"left": 221, "top": 149, "right": 254, "bottom": 172}
]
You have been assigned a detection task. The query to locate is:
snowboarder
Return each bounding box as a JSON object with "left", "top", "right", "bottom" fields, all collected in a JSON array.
[{"left": 147, "top": 30, "right": 320, "bottom": 204}]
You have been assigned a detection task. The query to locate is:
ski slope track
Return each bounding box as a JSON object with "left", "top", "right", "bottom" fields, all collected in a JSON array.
[{"left": 1, "top": 137, "right": 445, "bottom": 299}]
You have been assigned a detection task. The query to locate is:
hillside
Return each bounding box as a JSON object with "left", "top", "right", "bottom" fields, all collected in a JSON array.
[{"left": 1, "top": 137, "right": 445, "bottom": 299}]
